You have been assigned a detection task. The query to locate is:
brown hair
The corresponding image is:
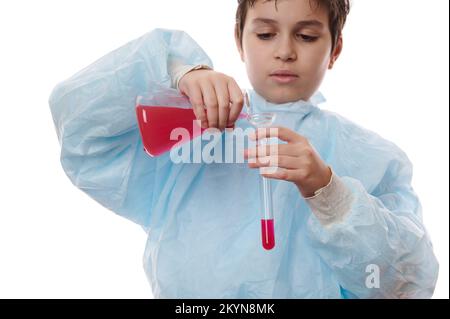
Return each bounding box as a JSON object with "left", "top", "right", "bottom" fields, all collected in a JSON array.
[{"left": 235, "top": 0, "right": 351, "bottom": 52}]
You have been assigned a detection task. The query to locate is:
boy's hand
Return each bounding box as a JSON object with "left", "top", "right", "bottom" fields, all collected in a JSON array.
[
  {"left": 244, "top": 127, "right": 332, "bottom": 198},
  {"left": 178, "top": 69, "right": 244, "bottom": 131}
]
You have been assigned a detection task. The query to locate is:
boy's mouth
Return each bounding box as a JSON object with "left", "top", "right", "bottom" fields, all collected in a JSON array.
[
  {"left": 270, "top": 75, "right": 298, "bottom": 84},
  {"left": 270, "top": 70, "right": 298, "bottom": 76},
  {"left": 269, "top": 70, "right": 299, "bottom": 84}
]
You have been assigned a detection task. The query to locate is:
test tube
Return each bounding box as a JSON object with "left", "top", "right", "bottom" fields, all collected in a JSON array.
[
  {"left": 259, "top": 139, "right": 275, "bottom": 250},
  {"left": 244, "top": 91, "right": 276, "bottom": 250}
]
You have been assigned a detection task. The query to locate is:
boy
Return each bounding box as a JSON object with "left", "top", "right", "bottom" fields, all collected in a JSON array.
[{"left": 49, "top": 0, "right": 439, "bottom": 298}]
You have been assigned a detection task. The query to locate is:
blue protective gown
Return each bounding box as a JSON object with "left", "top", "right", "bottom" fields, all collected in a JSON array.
[{"left": 49, "top": 29, "right": 439, "bottom": 298}]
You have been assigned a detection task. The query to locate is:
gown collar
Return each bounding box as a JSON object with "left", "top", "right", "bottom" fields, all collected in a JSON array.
[{"left": 247, "top": 89, "right": 326, "bottom": 116}]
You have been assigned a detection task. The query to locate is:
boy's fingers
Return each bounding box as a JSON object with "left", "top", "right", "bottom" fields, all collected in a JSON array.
[
  {"left": 188, "top": 85, "right": 208, "bottom": 128},
  {"left": 245, "top": 144, "right": 279, "bottom": 158},
  {"left": 250, "top": 127, "right": 305, "bottom": 143},
  {"left": 260, "top": 167, "right": 293, "bottom": 182},
  {"left": 248, "top": 155, "right": 300, "bottom": 170},
  {"left": 227, "top": 79, "right": 244, "bottom": 126},
  {"left": 244, "top": 144, "right": 301, "bottom": 158},
  {"left": 214, "top": 80, "right": 230, "bottom": 131},
  {"left": 201, "top": 81, "right": 219, "bottom": 129}
]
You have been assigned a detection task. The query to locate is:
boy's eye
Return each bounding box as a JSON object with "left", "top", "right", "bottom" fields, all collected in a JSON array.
[
  {"left": 257, "top": 33, "right": 274, "bottom": 40},
  {"left": 298, "top": 34, "right": 318, "bottom": 42},
  {"left": 257, "top": 33, "right": 318, "bottom": 42}
]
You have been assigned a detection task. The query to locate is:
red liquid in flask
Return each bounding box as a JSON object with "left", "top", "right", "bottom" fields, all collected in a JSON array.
[
  {"left": 136, "top": 106, "right": 205, "bottom": 157},
  {"left": 261, "top": 219, "right": 275, "bottom": 250},
  {"left": 136, "top": 105, "right": 245, "bottom": 157}
]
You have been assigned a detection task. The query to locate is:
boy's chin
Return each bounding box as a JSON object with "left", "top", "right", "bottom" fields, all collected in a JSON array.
[{"left": 258, "top": 87, "right": 310, "bottom": 104}]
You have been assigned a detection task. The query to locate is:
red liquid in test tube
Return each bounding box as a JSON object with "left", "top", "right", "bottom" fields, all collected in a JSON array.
[{"left": 261, "top": 218, "right": 275, "bottom": 250}]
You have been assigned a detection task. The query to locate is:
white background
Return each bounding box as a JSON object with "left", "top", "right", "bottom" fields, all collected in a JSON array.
[{"left": 0, "top": 0, "right": 448, "bottom": 299}]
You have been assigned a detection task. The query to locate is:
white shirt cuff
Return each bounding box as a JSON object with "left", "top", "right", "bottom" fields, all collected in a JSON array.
[
  {"left": 168, "top": 57, "right": 212, "bottom": 90},
  {"left": 305, "top": 168, "right": 354, "bottom": 227}
]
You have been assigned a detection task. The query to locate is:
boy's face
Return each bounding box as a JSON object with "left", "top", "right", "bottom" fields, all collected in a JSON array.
[{"left": 236, "top": 0, "right": 342, "bottom": 103}]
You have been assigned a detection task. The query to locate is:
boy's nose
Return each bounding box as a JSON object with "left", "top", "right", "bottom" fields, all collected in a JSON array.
[{"left": 275, "top": 37, "right": 297, "bottom": 62}]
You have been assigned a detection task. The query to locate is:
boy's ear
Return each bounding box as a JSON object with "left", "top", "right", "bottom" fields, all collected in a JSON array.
[
  {"left": 234, "top": 25, "right": 245, "bottom": 62},
  {"left": 328, "top": 36, "right": 343, "bottom": 69}
]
